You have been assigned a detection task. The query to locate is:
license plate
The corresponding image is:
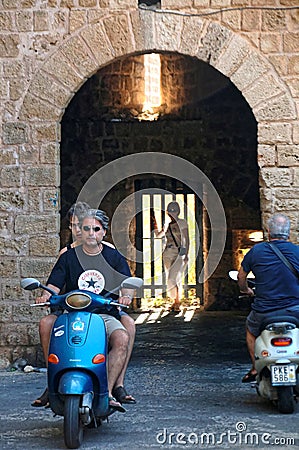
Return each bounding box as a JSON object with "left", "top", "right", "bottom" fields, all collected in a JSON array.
[{"left": 271, "top": 364, "right": 297, "bottom": 386}]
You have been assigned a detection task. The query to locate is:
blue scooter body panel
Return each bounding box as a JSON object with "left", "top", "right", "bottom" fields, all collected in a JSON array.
[{"left": 48, "top": 311, "right": 109, "bottom": 417}]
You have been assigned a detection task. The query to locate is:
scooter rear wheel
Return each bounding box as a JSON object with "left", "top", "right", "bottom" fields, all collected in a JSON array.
[
  {"left": 64, "top": 395, "right": 84, "bottom": 449},
  {"left": 277, "top": 386, "right": 295, "bottom": 414}
]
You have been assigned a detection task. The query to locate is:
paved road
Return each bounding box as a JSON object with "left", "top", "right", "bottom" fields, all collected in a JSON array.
[{"left": 0, "top": 309, "right": 298, "bottom": 449}]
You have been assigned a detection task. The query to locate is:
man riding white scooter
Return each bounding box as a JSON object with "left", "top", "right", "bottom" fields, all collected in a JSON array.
[{"left": 237, "top": 213, "right": 299, "bottom": 383}]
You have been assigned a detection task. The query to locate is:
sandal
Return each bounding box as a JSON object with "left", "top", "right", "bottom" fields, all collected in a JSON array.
[
  {"left": 108, "top": 396, "right": 126, "bottom": 413},
  {"left": 112, "top": 386, "right": 136, "bottom": 404},
  {"left": 31, "top": 387, "right": 49, "bottom": 407},
  {"left": 242, "top": 370, "right": 257, "bottom": 383}
]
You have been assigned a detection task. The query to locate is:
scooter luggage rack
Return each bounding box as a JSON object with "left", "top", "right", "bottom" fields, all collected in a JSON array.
[{"left": 265, "top": 322, "right": 296, "bottom": 334}]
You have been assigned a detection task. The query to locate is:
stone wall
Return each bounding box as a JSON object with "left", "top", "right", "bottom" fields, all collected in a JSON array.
[{"left": 0, "top": 0, "right": 298, "bottom": 367}]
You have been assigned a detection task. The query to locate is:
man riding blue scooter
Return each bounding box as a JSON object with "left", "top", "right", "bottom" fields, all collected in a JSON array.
[{"left": 35, "top": 208, "right": 134, "bottom": 412}]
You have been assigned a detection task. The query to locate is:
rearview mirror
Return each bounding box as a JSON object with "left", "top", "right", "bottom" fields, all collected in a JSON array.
[
  {"left": 121, "top": 277, "right": 143, "bottom": 290},
  {"left": 20, "top": 278, "right": 41, "bottom": 291}
]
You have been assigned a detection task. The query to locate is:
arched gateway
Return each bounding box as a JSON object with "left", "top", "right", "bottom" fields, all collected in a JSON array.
[{"left": 0, "top": 7, "right": 298, "bottom": 367}]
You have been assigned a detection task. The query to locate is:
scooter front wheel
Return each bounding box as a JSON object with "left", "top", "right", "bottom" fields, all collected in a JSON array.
[
  {"left": 277, "top": 386, "right": 295, "bottom": 414},
  {"left": 64, "top": 395, "right": 84, "bottom": 449}
]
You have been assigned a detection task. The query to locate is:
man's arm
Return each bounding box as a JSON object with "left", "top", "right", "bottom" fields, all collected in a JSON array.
[
  {"left": 35, "top": 284, "right": 60, "bottom": 304},
  {"left": 237, "top": 266, "right": 254, "bottom": 296}
]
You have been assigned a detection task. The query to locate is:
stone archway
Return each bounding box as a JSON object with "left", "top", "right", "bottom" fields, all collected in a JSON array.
[{"left": 18, "top": 10, "right": 297, "bottom": 251}]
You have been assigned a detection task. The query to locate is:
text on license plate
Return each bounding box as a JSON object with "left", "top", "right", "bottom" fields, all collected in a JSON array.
[{"left": 271, "top": 364, "right": 297, "bottom": 385}]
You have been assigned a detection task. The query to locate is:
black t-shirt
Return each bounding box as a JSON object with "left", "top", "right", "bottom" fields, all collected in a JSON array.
[{"left": 47, "top": 245, "right": 131, "bottom": 317}]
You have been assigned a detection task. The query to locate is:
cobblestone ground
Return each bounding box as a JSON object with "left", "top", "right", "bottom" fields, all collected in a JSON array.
[{"left": 0, "top": 309, "right": 298, "bottom": 449}]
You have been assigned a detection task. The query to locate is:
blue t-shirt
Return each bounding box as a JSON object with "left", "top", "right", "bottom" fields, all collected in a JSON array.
[
  {"left": 47, "top": 245, "right": 131, "bottom": 317},
  {"left": 241, "top": 240, "right": 299, "bottom": 312}
]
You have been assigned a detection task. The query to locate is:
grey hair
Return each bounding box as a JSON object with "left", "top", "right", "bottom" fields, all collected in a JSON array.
[
  {"left": 83, "top": 209, "right": 109, "bottom": 230},
  {"left": 67, "top": 202, "right": 90, "bottom": 221},
  {"left": 267, "top": 213, "right": 290, "bottom": 240}
]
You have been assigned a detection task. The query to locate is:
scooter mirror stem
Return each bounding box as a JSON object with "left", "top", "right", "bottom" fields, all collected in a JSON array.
[{"left": 39, "top": 283, "right": 57, "bottom": 296}]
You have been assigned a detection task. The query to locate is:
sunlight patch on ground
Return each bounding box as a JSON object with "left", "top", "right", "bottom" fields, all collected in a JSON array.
[{"left": 134, "top": 306, "right": 199, "bottom": 324}]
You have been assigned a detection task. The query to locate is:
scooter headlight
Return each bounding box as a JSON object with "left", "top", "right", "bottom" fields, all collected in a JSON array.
[{"left": 66, "top": 292, "right": 91, "bottom": 309}]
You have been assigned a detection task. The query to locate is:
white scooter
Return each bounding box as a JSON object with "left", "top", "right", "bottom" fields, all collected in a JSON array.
[{"left": 229, "top": 270, "right": 299, "bottom": 414}]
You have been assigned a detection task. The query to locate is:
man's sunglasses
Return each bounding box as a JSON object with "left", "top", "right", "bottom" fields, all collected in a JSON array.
[{"left": 82, "top": 225, "right": 102, "bottom": 232}]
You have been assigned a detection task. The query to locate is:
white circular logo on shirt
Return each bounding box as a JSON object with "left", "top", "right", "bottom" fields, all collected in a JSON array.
[{"left": 78, "top": 270, "right": 105, "bottom": 294}]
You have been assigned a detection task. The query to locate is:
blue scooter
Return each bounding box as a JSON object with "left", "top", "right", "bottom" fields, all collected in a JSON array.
[{"left": 21, "top": 276, "right": 143, "bottom": 449}]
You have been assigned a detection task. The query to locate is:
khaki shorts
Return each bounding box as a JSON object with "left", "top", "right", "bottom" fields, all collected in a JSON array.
[{"left": 100, "top": 314, "right": 126, "bottom": 338}]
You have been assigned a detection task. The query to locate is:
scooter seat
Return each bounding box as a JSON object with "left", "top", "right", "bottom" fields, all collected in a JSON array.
[{"left": 259, "top": 313, "right": 299, "bottom": 334}]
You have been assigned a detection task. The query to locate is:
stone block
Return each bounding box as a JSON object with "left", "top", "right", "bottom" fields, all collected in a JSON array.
[
  {"left": 0, "top": 12, "right": 14, "bottom": 31},
  {"left": 0, "top": 237, "right": 28, "bottom": 256},
  {"left": 277, "top": 144, "right": 299, "bottom": 166},
  {"left": 260, "top": 33, "right": 282, "bottom": 53},
  {"left": 79, "top": 0, "right": 96, "bottom": 5},
  {"left": 2, "top": 0, "right": 17, "bottom": 7},
  {"left": 179, "top": 17, "right": 204, "bottom": 56},
  {"left": 15, "top": 214, "right": 58, "bottom": 235},
  {"left": 221, "top": 9, "right": 241, "bottom": 31},
  {"left": 288, "top": 55, "right": 299, "bottom": 75},
  {"left": 29, "top": 236, "right": 59, "bottom": 256},
  {"left": 2, "top": 123, "right": 27, "bottom": 145},
  {"left": 268, "top": 55, "right": 288, "bottom": 76},
  {"left": 0, "top": 78, "right": 8, "bottom": 99},
  {"left": 9, "top": 78, "right": 26, "bottom": 101},
  {"left": 31, "top": 122, "right": 60, "bottom": 143},
  {"left": 0, "top": 34, "right": 19, "bottom": 57},
  {"left": 69, "top": 9, "right": 87, "bottom": 33},
  {"left": 20, "top": 93, "right": 61, "bottom": 120},
  {"left": 241, "top": 9, "right": 261, "bottom": 31},
  {"left": 262, "top": 10, "right": 286, "bottom": 31},
  {"left": 43, "top": 51, "right": 83, "bottom": 91},
  {"left": 258, "top": 122, "right": 292, "bottom": 144},
  {"left": 40, "top": 142, "right": 59, "bottom": 164},
  {"left": 244, "top": 73, "right": 284, "bottom": 108},
  {"left": 0, "top": 258, "right": 18, "bottom": 278},
  {"left": 19, "top": 145, "right": 39, "bottom": 164},
  {"left": 260, "top": 167, "right": 292, "bottom": 187},
  {"left": 0, "top": 348, "right": 11, "bottom": 369},
  {"left": 294, "top": 168, "right": 299, "bottom": 186},
  {"left": 254, "top": 93, "right": 297, "bottom": 121},
  {"left": 1, "top": 280, "right": 23, "bottom": 300},
  {"left": 215, "top": 34, "right": 250, "bottom": 77},
  {"left": 0, "top": 167, "right": 21, "bottom": 187},
  {"left": 20, "top": 257, "right": 56, "bottom": 278},
  {"left": 1, "top": 324, "right": 29, "bottom": 345},
  {"left": 42, "top": 188, "right": 60, "bottom": 212},
  {"left": 288, "top": 78, "right": 299, "bottom": 97},
  {"left": 231, "top": 52, "right": 269, "bottom": 91},
  {"left": 0, "top": 149, "right": 18, "bottom": 165},
  {"left": 61, "top": 35, "right": 98, "bottom": 78},
  {"left": 131, "top": 9, "right": 154, "bottom": 51},
  {"left": 257, "top": 144, "right": 276, "bottom": 167},
  {"left": 80, "top": 23, "right": 115, "bottom": 67},
  {"left": 24, "top": 166, "right": 59, "bottom": 187},
  {"left": 16, "top": 10, "right": 33, "bottom": 31},
  {"left": 197, "top": 22, "right": 232, "bottom": 65},
  {"left": 3, "top": 61, "right": 25, "bottom": 78},
  {"left": 194, "top": 0, "right": 209, "bottom": 5},
  {"left": 28, "top": 71, "right": 70, "bottom": 109},
  {"left": 103, "top": 14, "right": 135, "bottom": 57},
  {"left": 293, "top": 123, "right": 299, "bottom": 144},
  {"left": 161, "top": 0, "right": 192, "bottom": 6},
  {"left": 0, "top": 190, "right": 25, "bottom": 211},
  {"left": 33, "top": 11, "right": 49, "bottom": 32},
  {"left": 283, "top": 32, "right": 299, "bottom": 52}
]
